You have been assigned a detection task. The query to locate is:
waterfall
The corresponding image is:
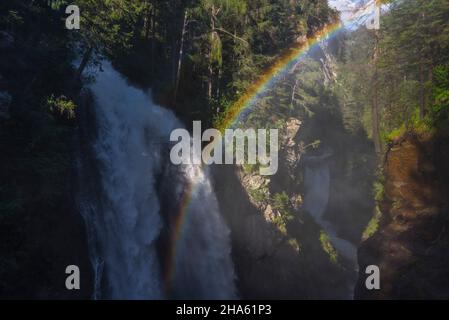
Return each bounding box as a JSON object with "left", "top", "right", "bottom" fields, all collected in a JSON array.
[{"left": 79, "top": 62, "right": 236, "bottom": 299}]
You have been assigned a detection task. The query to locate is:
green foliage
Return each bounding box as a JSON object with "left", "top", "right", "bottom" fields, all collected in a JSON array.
[
  {"left": 336, "top": 27, "right": 375, "bottom": 135},
  {"left": 46, "top": 95, "right": 77, "bottom": 121},
  {"left": 429, "top": 65, "right": 449, "bottom": 127},
  {"left": 378, "top": 0, "right": 449, "bottom": 132},
  {"left": 242, "top": 162, "right": 259, "bottom": 175},
  {"left": 382, "top": 107, "right": 433, "bottom": 144},
  {"left": 338, "top": 0, "right": 449, "bottom": 151},
  {"left": 362, "top": 178, "right": 385, "bottom": 240},
  {"left": 272, "top": 215, "right": 288, "bottom": 236},
  {"left": 287, "top": 238, "right": 301, "bottom": 252},
  {"left": 319, "top": 231, "right": 338, "bottom": 264},
  {"left": 184, "top": 0, "right": 336, "bottom": 120},
  {"left": 67, "top": 0, "right": 337, "bottom": 124},
  {"left": 373, "top": 181, "right": 385, "bottom": 202},
  {"left": 362, "top": 206, "right": 382, "bottom": 240},
  {"left": 272, "top": 192, "right": 294, "bottom": 222},
  {"left": 210, "top": 31, "right": 223, "bottom": 67},
  {"left": 383, "top": 124, "right": 407, "bottom": 144},
  {"left": 248, "top": 186, "right": 268, "bottom": 205},
  {"left": 269, "top": 191, "right": 296, "bottom": 235}
]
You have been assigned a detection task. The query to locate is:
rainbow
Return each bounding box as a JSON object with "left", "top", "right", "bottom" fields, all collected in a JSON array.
[
  {"left": 163, "top": 20, "right": 345, "bottom": 293},
  {"left": 163, "top": 181, "right": 193, "bottom": 294},
  {"left": 216, "top": 21, "right": 342, "bottom": 132}
]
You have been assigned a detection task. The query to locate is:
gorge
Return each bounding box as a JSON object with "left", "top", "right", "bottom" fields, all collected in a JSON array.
[{"left": 1, "top": 0, "right": 449, "bottom": 301}]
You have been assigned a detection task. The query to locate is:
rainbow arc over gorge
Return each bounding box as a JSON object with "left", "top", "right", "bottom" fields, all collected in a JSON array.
[
  {"left": 163, "top": 20, "right": 344, "bottom": 291},
  {"left": 216, "top": 20, "right": 342, "bottom": 132}
]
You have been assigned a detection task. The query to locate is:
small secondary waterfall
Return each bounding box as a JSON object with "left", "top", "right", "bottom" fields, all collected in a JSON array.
[
  {"left": 79, "top": 62, "right": 236, "bottom": 299},
  {"left": 303, "top": 158, "right": 358, "bottom": 298},
  {"left": 303, "top": 162, "right": 357, "bottom": 264},
  {"left": 302, "top": 0, "right": 373, "bottom": 273}
]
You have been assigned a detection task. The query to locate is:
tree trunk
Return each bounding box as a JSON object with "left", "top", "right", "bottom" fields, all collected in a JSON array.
[
  {"left": 151, "top": 2, "right": 156, "bottom": 78},
  {"left": 419, "top": 61, "right": 426, "bottom": 119},
  {"left": 216, "top": 67, "right": 222, "bottom": 114},
  {"left": 207, "top": 7, "right": 215, "bottom": 101},
  {"left": 372, "top": 30, "right": 382, "bottom": 156},
  {"left": 144, "top": 1, "right": 151, "bottom": 40},
  {"left": 76, "top": 46, "right": 94, "bottom": 79},
  {"left": 173, "top": 11, "right": 187, "bottom": 106},
  {"left": 418, "top": 11, "right": 426, "bottom": 119},
  {"left": 171, "top": 38, "right": 177, "bottom": 86}
]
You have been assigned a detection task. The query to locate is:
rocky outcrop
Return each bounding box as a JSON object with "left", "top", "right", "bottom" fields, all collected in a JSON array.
[
  {"left": 355, "top": 132, "right": 449, "bottom": 299},
  {"left": 238, "top": 117, "right": 303, "bottom": 229},
  {"left": 213, "top": 117, "right": 352, "bottom": 299}
]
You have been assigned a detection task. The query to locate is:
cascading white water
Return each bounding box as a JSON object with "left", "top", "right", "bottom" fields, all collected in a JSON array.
[{"left": 84, "top": 62, "right": 236, "bottom": 299}]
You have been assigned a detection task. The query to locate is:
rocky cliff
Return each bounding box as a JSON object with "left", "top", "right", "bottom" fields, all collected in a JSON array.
[
  {"left": 356, "top": 132, "right": 449, "bottom": 299},
  {"left": 213, "top": 117, "right": 354, "bottom": 299}
]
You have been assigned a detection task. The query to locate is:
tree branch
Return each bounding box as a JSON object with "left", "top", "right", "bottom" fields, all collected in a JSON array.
[{"left": 212, "top": 27, "right": 249, "bottom": 45}]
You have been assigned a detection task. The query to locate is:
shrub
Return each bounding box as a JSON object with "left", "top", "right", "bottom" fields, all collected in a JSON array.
[
  {"left": 373, "top": 181, "right": 385, "bottom": 202},
  {"left": 319, "top": 231, "right": 338, "bottom": 264},
  {"left": 272, "top": 192, "right": 290, "bottom": 213},
  {"left": 47, "top": 95, "right": 76, "bottom": 121},
  {"left": 287, "top": 238, "right": 301, "bottom": 252},
  {"left": 272, "top": 215, "right": 288, "bottom": 236},
  {"left": 248, "top": 186, "right": 268, "bottom": 205},
  {"left": 429, "top": 65, "right": 449, "bottom": 128},
  {"left": 383, "top": 124, "right": 406, "bottom": 144},
  {"left": 362, "top": 206, "right": 381, "bottom": 240}
]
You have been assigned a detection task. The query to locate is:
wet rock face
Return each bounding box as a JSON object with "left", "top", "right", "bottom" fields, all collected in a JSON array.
[{"left": 355, "top": 133, "right": 449, "bottom": 299}]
